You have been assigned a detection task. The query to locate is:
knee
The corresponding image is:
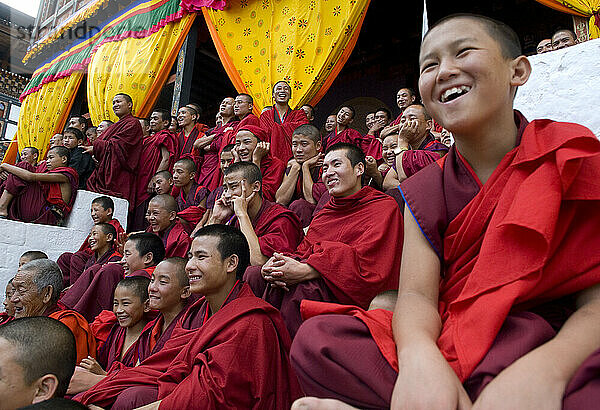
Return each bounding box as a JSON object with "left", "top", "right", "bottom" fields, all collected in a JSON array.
[{"left": 112, "top": 386, "right": 158, "bottom": 410}]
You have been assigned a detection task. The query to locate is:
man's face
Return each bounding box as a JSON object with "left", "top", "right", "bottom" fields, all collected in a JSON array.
[
  {"left": 112, "top": 95, "right": 132, "bottom": 118},
  {"left": 382, "top": 135, "right": 399, "bottom": 166},
  {"left": 96, "top": 121, "right": 110, "bottom": 137},
  {"left": 20, "top": 149, "right": 36, "bottom": 165},
  {"left": 219, "top": 98, "right": 235, "bottom": 117},
  {"left": 397, "top": 88, "right": 416, "bottom": 110},
  {"left": 172, "top": 163, "right": 194, "bottom": 188},
  {"left": 168, "top": 117, "right": 178, "bottom": 133},
  {"left": 552, "top": 31, "right": 576, "bottom": 50},
  {"left": 324, "top": 115, "right": 337, "bottom": 133},
  {"left": 301, "top": 105, "right": 314, "bottom": 122},
  {"left": 222, "top": 171, "right": 256, "bottom": 207},
  {"left": 336, "top": 107, "right": 354, "bottom": 127},
  {"left": 120, "top": 240, "right": 146, "bottom": 275},
  {"left": 146, "top": 201, "right": 174, "bottom": 233},
  {"left": 149, "top": 112, "right": 168, "bottom": 133},
  {"left": 400, "top": 106, "right": 430, "bottom": 143},
  {"left": 235, "top": 131, "right": 258, "bottom": 162},
  {"left": 234, "top": 96, "right": 252, "bottom": 117},
  {"left": 292, "top": 134, "right": 319, "bottom": 164},
  {"left": 4, "top": 282, "right": 15, "bottom": 316},
  {"left": 365, "top": 113, "right": 376, "bottom": 130},
  {"left": 536, "top": 39, "right": 552, "bottom": 54},
  {"left": 45, "top": 150, "right": 65, "bottom": 171},
  {"left": 220, "top": 151, "right": 234, "bottom": 172},
  {"left": 149, "top": 262, "right": 186, "bottom": 311},
  {"left": 113, "top": 285, "right": 146, "bottom": 328},
  {"left": 322, "top": 149, "right": 363, "bottom": 198},
  {"left": 90, "top": 203, "right": 111, "bottom": 224},
  {"left": 0, "top": 338, "right": 40, "bottom": 408},
  {"left": 62, "top": 132, "right": 79, "bottom": 149},
  {"left": 177, "top": 107, "right": 195, "bottom": 127},
  {"left": 69, "top": 117, "right": 85, "bottom": 132},
  {"left": 186, "top": 236, "right": 232, "bottom": 296},
  {"left": 272, "top": 82, "right": 291, "bottom": 104},
  {"left": 10, "top": 270, "right": 49, "bottom": 318},
  {"left": 375, "top": 110, "right": 391, "bottom": 126},
  {"left": 88, "top": 226, "right": 110, "bottom": 252},
  {"left": 153, "top": 175, "right": 173, "bottom": 195},
  {"left": 49, "top": 134, "right": 63, "bottom": 147},
  {"left": 418, "top": 18, "right": 516, "bottom": 137}
]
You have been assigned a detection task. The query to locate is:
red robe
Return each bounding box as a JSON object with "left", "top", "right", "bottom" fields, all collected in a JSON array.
[
  {"left": 147, "top": 222, "right": 192, "bottom": 258},
  {"left": 78, "top": 282, "right": 301, "bottom": 409},
  {"left": 397, "top": 132, "right": 449, "bottom": 178},
  {"left": 218, "top": 114, "right": 260, "bottom": 156},
  {"left": 197, "top": 121, "right": 238, "bottom": 191},
  {"left": 47, "top": 305, "right": 97, "bottom": 364},
  {"left": 259, "top": 155, "right": 286, "bottom": 202},
  {"left": 86, "top": 114, "right": 143, "bottom": 210},
  {"left": 176, "top": 182, "right": 209, "bottom": 231},
  {"left": 94, "top": 314, "right": 141, "bottom": 370},
  {"left": 259, "top": 107, "right": 308, "bottom": 161},
  {"left": 286, "top": 164, "right": 326, "bottom": 228},
  {"left": 321, "top": 127, "right": 362, "bottom": 152}
]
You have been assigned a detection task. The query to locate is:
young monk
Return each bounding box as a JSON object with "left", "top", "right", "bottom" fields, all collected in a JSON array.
[
  {"left": 19, "top": 146, "right": 39, "bottom": 167},
  {"left": 172, "top": 158, "right": 208, "bottom": 231},
  {"left": 18, "top": 250, "right": 48, "bottom": 267},
  {"left": 152, "top": 170, "right": 174, "bottom": 195},
  {"left": 175, "top": 105, "right": 202, "bottom": 166},
  {"left": 275, "top": 124, "right": 327, "bottom": 227},
  {"left": 86, "top": 93, "right": 143, "bottom": 213},
  {"left": 63, "top": 127, "right": 95, "bottom": 189},
  {"left": 321, "top": 106, "right": 362, "bottom": 152},
  {"left": 260, "top": 80, "right": 309, "bottom": 161},
  {"left": 219, "top": 93, "right": 260, "bottom": 154},
  {"left": 146, "top": 194, "right": 192, "bottom": 258},
  {"left": 234, "top": 125, "right": 286, "bottom": 202},
  {"left": 0, "top": 279, "right": 15, "bottom": 325},
  {"left": 59, "top": 232, "right": 164, "bottom": 322},
  {"left": 290, "top": 15, "right": 600, "bottom": 410},
  {"left": 246, "top": 143, "right": 402, "bottom": 337},
  {"left": 77, "top": 225, "right": 301, "bottom": 409},
  {"left": 0, "top": 146, "right": 78, "bottom": 224},
  {"left": 132, "top": 108, "right": 178, "bottom": 232},
  {"left": 209, "top": 161, "right": 303, "bottom": 266},
  {"left": 86, "top": 126, "right": 98, "bottom": 144}
]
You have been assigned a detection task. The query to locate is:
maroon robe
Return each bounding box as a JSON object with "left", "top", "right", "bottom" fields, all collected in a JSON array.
[
  {"left": 258, "top": 155, "right": 286, "bottom": 203},
  {"left": 321, "top": 127, "right": 363, "bottom": 152},
  {"left": 147, "top": 222, "right": 192, "bottom": 258},
  {"left": 259, "top": 107, "right": 308, "bottom": 161},
  {"left": 206, "top": 185, "right": 223, "bottom": 210},
  {"left": 78, "top": 282, "right": 301, "bottom": 410},
  {"left": 4, "top": 161, "right": 78, "bottom": 225},
  {"left": 86, "top": 114, "right": 143, "bottom": 210},
  {"left": 198, "top": 121, "right": 238, "bottom": 191},
  {"left": 96, "top": 318, "right": 141, "bottom": 371},
  {"left": 285, "top": 164, "right": 325, "bottom": 228},
  {"left": 175, "top": 182, "right": 209, "bottom": 231},
  {"left": 218, "top": 114, "right": 260, "bottom": 157},
  {"left": 395, "top": 132, "right": 449, "bottom": 178}
]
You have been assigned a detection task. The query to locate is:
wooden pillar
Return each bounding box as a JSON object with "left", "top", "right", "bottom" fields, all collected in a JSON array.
[{"left": 171, "top": 21, "right": 197, "bottom": 116}]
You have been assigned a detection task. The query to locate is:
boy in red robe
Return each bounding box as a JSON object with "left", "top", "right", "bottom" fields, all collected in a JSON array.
[
  {"left": 321, "top": 106, "right": 362, "bottom": 152},
  {"left": 234, "top": 125, "right": 285, "bottom": 202},
  {"left": 172, "top": 158, "right": 208, "bottom": 231},
  {"left": 275, "top": 124, "right": 327, "bottom": 227},
  {"left": 175, "top": 106, "right": 202, "bottom": 167},
  {"left": 146, "top": 194, "right": 192, "bottom": 258},
  {"left": 290, "top": 15, "right": 600, "bottom": 410},
  {"left": 86, "top": 93, "right": 143, "bottom": 213},
  {"left": 77, "top": 225, "right": 301, "bottom": 409},
  {"left": 218, "top": 93, "right": 260, "bottom": 155},
  {"left": 152, "top": 170, "right": 174, "bottom": 196},
  {"left": 0, "top": 146, "right": 78, "bottom": 224},
  {"left": 259, "top": 80, "right": 308, "bottom": 161},
  {"left": 131, "top": 108, "right": 178, "bottom": 232},
  {"left": 209, "top": 161, "right": 303, "bottom": 266},
  {"left": 246, "top": 143, "right": 403, "bottom": 337}
]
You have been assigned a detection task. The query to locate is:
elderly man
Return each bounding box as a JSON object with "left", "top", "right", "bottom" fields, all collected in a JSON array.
[
  {"left": 8, "top": 259, "right": 95, "bottom": 363},
  {"left": 0, "top": 317, "right": 78, "bottom": 408}
]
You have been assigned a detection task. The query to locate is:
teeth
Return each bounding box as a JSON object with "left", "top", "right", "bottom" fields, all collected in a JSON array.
[{"left": 441, "top": 86, "right": 471, "bottom": 103}]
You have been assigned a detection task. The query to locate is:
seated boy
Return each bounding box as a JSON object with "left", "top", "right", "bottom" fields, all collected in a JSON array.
[
  {"left": 172, "top": 158, "right": 208, "bottom": 232},
  {"left": 0, "top": 146, "right": 78, "bottom": 224},
  {"left": 146, "top": 194, "right": 192, "bottom": 258},
  {"left": 275, "top": 124, "right": 327, "bottom": 227},
  {"left": 63, "top": 127, "right": 95, "bottom": 189},
  {"left": 290, "top": 14, "right": 600, "bottom": 410},
  {"left": 152, "top": 170, "right": 174, "bottom": 195}
]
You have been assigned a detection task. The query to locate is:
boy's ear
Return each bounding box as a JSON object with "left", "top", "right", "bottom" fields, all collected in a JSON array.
[
  {"left": 181, "top": 286, "right": 191, "bottom": 300},
  {"left": 169, "top": 211, "right": 177, "bottom": 222},
  {"left": 107, "top": 208, "right": 114, "bottom": 218},
  {"left": 143, "top": 298, "right": 151, "bottom": 313},
  {"left": 31, "top": 374, "right": 59, "bottom": 404},
  {"left": 510, "top": 56, "right": 532, "bottom": 88},
  {"left": 107, "top": 233, "right": 115, "bottom": 243},
  {"left": 315, "top": 141, "right": 322, "bottom": 152}
]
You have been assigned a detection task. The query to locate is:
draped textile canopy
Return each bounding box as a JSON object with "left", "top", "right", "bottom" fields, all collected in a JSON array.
[
  {"left": 535, "top": 0, "right": 600, "bottom": 38},
  {"left": 203, "top": 0, "right": 371, "bottom": 111}
]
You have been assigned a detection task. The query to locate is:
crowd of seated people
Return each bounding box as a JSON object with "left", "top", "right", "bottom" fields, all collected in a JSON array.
[{"left": 1, "top": 14, "right": 600, "bottom": 410}]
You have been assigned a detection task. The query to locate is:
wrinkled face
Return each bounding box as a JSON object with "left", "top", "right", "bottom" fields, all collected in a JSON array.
[
  {"left": 120, "top": 240, "right": 146, "bottom": 275},
  {"left": 375, "top": 110, "right": 390, "bottom": 126},
  {"left": 220, "top": 151, "right": 234, "bottom": 172},
  {"left": 153, "top": 175, "right": 173, "bottom": 195},
  {"left": 177, "top": 107, "right": 196, "bottom": 127},
  {"left": 10, "top": 269, "right": 49, "bottom": 318},
  {"left": 149, "top": 112, "right": 168, "bottom": 133},
  {"left": 400, "top": 106, "right": 430, "bottom": 143},
  {"left": 88, "top": 226, "right": 110, "bottom": 252},
  {"left": 113, "top": 95, "right": 132, "bottom": 117},
  {"left": 0, "top": 338, "right": 39, "bottom": 409},
  {"left": 418, "top": 18, "right": 515, "bottom": 136},
  {"left": 4, "top": 282, "right": 15, "bottom": 316},
  {"left": 146, "top": 201, "right": 174, "bottom": 233},
  {"left": 272, "top": 82, "right": 291, "bottom": 104},
  {"left": 365, "top": 113, "right": 376, "bottom": 130},
  {"left": 113, "top": 286, "right": 146, "bottom": 328},
  {"left": 96, "top": 121, "right": 111, "bottom": 137},
  {"left": 219, "top": 97, "right": 235, "bottom": 117},
  {"left": 86, "top": 128, "right": 97, "bottom": 143},
  {"left": 552, "top": 31, "right": 576, "bottom": 50},
  {"left": 397, "top": 88, "right": 416, "bottom": 109},
  {"left": 382, "top": 135, "right": 399, "bottom": 166},
  {"left": 45, "top": 150, "right": 65, "bottom": 171},
  {"left": 222, "top": 171, "right": 257, "bottom": 207},
  {"left": 172, "top": 162, "right": 194, "bottom": 188},
  {"left": 322, "top": 149, "right": 363, "bottom": 198},
  {"left": 62, "top": 132, "right": 79, "bottom": 149},
  {"left": 536, "top": 39, "right": 552, "bottom": 54},
  {"left": 336, "top": 107, "right": 354, "bottom": 127},
  {"left": 90, "top": 203, "right": 111, "bottom": 224},
  {"left": 291, "top": 134, "right": 319, "bottom": 164},
  {"left": 20, "top": 148, "right": 37, "bottom": 165},
  {"left": 186, "top": 236, "right": 232, "bottom": 296},
  {"left": 301, "top": 105, "right": 314, "bottom": 121},
  {"left": 235, "top": 130, "right": 258, "bottom": 162},
  {"left": 234, "top": 95, "right": 252, "bottom": 117},
  {"left": 324, "top": 115, "right": 337, "bottom": 133},
  {"left": 148, "top": 262, "right": 186, "bottom": 311}
]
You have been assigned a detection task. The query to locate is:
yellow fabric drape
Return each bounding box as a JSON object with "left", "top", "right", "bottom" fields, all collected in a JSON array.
[
  {"left": 87, "top": 13, "right": 195, "bottom": 125},
  {"left": 536, "top": 0, "right": 600, "bottom": 38},
  {"left": 204, "top": 0, "right": 370, "bottom": 110},
  {"left": 7, "top": 73, "right": 84, "bottom": 161}
]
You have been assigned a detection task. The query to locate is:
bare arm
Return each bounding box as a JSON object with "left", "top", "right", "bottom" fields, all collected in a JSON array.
[
  {"left": 237, "top": 211, "right": 268, "bottom": 266},
  {"left": 381, "top": 124, "right": 400, "bottom": 139},
  {"left": 276, "top": 162, "right": 301, "bottom": 206},
  {"left": 193, "top": 134, "right": 215, "bottom": 151},
  {"left": 157, "top": 146, "right": 170, "bottom": 172},
  {"left": 0, "top": 164, "right": 68, "bottom": 183},
  {"left": 382, "top": 166, "right": 401, "bottom": 191},
  {"left": 300, "top": 154, "right": 323, "bottom": 204}
]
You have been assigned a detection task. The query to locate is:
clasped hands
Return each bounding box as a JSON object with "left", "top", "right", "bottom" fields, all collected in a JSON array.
[{"left": 261, "top": 253, "right": 319, "bottom": 290}]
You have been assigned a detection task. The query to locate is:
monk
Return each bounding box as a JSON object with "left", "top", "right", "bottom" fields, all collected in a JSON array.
[
  {"left": 234, "top": 125, "right": 286, "bottom": 202},
  {"left": 321, "top": 106, "right": 362, "bottom": 152},
  {"left": 95, "top": 120, "right": 113, "bottom": 139},
  {"left": 209, "top": 161, "right": 302, "bottom": 266},
  {"left": 289, "top": 15, "right": 600, "bottom": 410},
  {"left": 246, "top": 143, "right": 403, "bottom": 337},
  {"left": 365, "top": 108, "right": 392, "bottom": 141},
  {"left": 1, "top": 279, "right": 14, "bottom": 325},
  {"left": 86, "top": 93, "right": 143, "bottom": 213},
  {"left": 382, "top": 104, "right": 449, "bottom": 190},
  {"left": 260, "top": 80, "right": 308, "bottom": 161},
  {"left": 68, "top": 115, "right": 87, "bottom": 133},
  {"left": 275, "top": 124, "right": 327, "bottom": 227},
  {"left": 175, "top": 105, "right": 202, "bottom": 167},
  {"left": 152, "top": 170, "right": 173, "bottom": 195},
  {"left": 193, "top": 97, "right": 238, "bottom": 190},
  {"left": 301, "top": 104, "right": 315, "bottom": 123},
  {"left": 8, "top": 259, "right": 95, "bottom": 364},
  {"left": 172, "top": 158, "right": 208, "bottom": 231},
  {"left": 19, "top": 146, "right": 39, "bottom": 167},
  {"left": 0, "top": 146, "right": 78, "bottom": 224},
  {"left": 381, "top": 87, "right": 418, "bottom": 134},
  {"left": 19, "top": 250, "right": 48, "bottom": 267},
  {"left": 63, "top": 127, "right": 95, "bottom": 189},
  {"left": 552, "top": 28, "right": 577, "bottom": 50},
  {"left": 59, "top": 232, "right": 164, "bottom": 322},
  {"left": 132, "top": 108, "right": 178, "bottom": 232},
  {"left": 146, "top": 194, "right": 192, "bottom": 258},
  {"left": 219, "top": 93, "right": 260, "bottom": 154},
  {"left": 77, "top": 224, "right": 301, "bottom": 409},
  {"left": 86, "top": 127, "right": 98, "bottom": 144},
  {"left": 537, "top": 38, "right": 552, "bottom": 54}
]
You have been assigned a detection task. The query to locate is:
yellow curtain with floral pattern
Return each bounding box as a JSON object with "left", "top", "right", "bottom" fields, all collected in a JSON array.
[
  {"left": 87, "top": 13, "right": 195, "bottom": 125},
  {"left": 535, "top": 0, "right": 600, "bottom": 38},
  {"left": 203, "top": 0, "right": 371, "bottom": 111}
]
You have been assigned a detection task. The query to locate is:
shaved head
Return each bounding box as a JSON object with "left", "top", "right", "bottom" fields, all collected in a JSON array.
[
  {"left": 160, "top": 257, "right": 190, "bottom": 288},
  {"left": 149, "top": 194, "right": 178, "bottom": 213}
]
